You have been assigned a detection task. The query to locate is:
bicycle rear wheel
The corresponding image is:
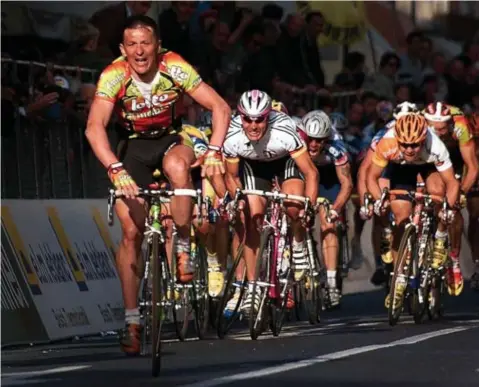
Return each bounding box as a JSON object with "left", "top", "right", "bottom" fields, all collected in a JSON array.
[
  {"left": 388, "top": 224, "right": 416, "bottom": 326},
  {"left": 300, "top": 231, "right": 322, "bottom": 324},
  {"left": 193, "top": 241, "right": 210, "bottom": 339},
  {"left": 249, "top": 228, "right": 273, "bottom": 340}
]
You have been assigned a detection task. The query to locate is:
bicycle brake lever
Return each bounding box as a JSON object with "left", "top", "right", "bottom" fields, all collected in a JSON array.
[{"left": 107, "top": 188, "right": 115, "bottom": 226}]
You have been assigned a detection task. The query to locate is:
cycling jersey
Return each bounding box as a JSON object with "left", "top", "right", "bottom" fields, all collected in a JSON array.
[
  {"left": 373, "top": 128, "right": 452, "bottom": 172},
  {"left": 271, "top": 100, "right": 288, "bottom": 114},
  {"left": 370, "top": 128, "right": 388, "bottom": 152},
  {"left": 223, "top": 111, "right": 306, "bottom": 162},
  {"left": 180, "top": 124, "right": 209, "bottom": 158},
  {"left": 223, "top": 111, "right": 306, "bottom": 191},
  {"left": 362, "top": 120, "right": 395, "bottom": 151},
  {"left": 95, "top": 50, "right": 202, "bottom": 133},
  {"left": 311, "top": 140, "right": 349, "bottom": 167}
]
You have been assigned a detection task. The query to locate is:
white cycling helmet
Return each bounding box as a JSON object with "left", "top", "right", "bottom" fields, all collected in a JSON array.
[
  {"left": 424, "top": 102, "right": 451, "bottom": 122},
  {"left": 302, "top": 110, "right": 332, "bottom": 139},
  {"left": 237, "top": 90, "right": 272, "bottom": 118},
  {"left": 393, "top": 101, "right": 419, "bottom": 119}
]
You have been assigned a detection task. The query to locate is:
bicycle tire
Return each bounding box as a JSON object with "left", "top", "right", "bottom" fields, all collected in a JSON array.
[
  {"left": 269, "top": 236, "right": 293, "bottom": 337},
  {"left": 300, "top": 231, "right": 322, "bottom": 324},
  {"left": 388, "top": 224, "right": 416, "bottom": 326},
  {"left": 412, "top": 237, "right": 433, "bottom": 324},
  {"left": 150, "top": 233, "right": 164, "bottom": 377},
  {"left": 193, "top": 242, "right": 210, "bottom": 339},
  {"left": 216, "top": 243, "right": 246, "bottom": 339},
  {"left": 249, "top": 228, "right": 273, "bottom": 340},
  {"left": 170, "top": 233, "right": 192, "bottom": 341}
]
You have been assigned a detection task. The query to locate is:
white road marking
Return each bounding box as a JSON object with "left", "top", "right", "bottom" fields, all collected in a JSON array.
[
  {"left": 178, "top": 326, "right": 471, "bottom": 387},
  {"left": 2, "top": 365, "right": 91, "bottom": 387}
]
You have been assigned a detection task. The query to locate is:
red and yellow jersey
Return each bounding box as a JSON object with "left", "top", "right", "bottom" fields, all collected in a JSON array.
[
  {"left": 372, "top": 127, "right": 452, "bottom": 172},
  {"left": 95, "top": 50, "right": 202, "bottom": 133},
  {"left": 272, "top": 100, "right": 288, "bottom": 114},
  {"left": 423, "top": 104, "right": 472, "bottom": 147}
]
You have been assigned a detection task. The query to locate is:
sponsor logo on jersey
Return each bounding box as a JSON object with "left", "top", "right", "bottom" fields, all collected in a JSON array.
[
  {"left": 169, "top": 65, "right": 189, "bottom": 82},
  {"left": 126, "top": 91, "right": 178, "bottom": 112}
]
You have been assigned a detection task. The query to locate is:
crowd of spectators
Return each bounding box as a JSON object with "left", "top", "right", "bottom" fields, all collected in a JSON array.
[{"left": 1, "top": 1, "right": 479, "bottom": 199}]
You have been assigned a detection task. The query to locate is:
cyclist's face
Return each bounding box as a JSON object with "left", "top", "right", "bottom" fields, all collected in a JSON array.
[
  {"left": 399, "top": 142, "right": 422, "bottom": 161},
  {"left": 241, "top": 115, "right": 268, "bottom": 141},
  {"left": 121, "top": 27, "right": 159, "bottom": 78},
  {"left": 427, "top": 120, "right": 449, "bottom": 137},
  {"left": 308, "top": 137, "right": 326, "bottom": 156}
]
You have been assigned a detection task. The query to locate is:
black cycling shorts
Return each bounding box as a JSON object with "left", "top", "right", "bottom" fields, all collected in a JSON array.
[
  {"left": 240, "top": 157, "right": 303, "bottom": 191},
  {"left": 383, "top": 163, "right": 437, "bottom": 199},
  {"left": 117, "top": 134, "right": 183, "bottom": 188}
]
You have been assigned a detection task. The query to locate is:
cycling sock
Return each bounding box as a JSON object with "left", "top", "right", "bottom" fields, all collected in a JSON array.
[
  {"left": 125, "top": 308, "right": 140, "bottom": 325},
  {"left": 434, "top": 230, "right": 448, "bottom": 242},
  {"left": 177, "top": 236, "right": 190, "bottom": 253},
  {"left": 327, "top": 270, "right": 337, "bottom": 288},
  {"left": 207, "top": 250, "right": 219, "bottom": 266},
  {"left": 292, "top": 239, "right": 305, "bottom": 251}
]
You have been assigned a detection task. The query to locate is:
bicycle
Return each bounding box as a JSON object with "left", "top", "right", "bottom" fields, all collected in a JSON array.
[
  {"left": 374, "top": 187, "right": 447, "bottom": 326},
  {"left": 107, "top": 187, "right": 205, "bottom": 377},
  {"left": 293, "top": 197, "right": 331, "bottom": 323}
]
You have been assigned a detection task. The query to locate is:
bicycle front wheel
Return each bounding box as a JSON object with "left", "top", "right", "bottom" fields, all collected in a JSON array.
[{"left": 388, "top": 224, "right": 416, "bottom": 326}]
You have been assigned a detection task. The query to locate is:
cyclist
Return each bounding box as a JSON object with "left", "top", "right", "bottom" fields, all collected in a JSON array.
[
  {"left": 301, "top": 110, "right": 353, "bottom": 308},
  {"left": 467, "top": 113, "right": 479, "bottom": 289},
  {"left": 223, "top": 90, "right": 318, "bottom": 313},
  {"left": 424, "top": 102, "right": 478, "bottom": 295},
  {"left": 358, "top": 102, "right": 418, "bottom": 286},
  {"left": 367, "top": 114, "right": 459, "bottom": 307},
  {"left": 85, "top": 15, "right": 230, "bottom": 355}
]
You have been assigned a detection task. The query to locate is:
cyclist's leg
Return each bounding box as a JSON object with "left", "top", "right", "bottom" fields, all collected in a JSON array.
[
  {"left": 162, "top": 142, "right": 196, "bottom": 283},
  {"left": 281, "top": 158, "right": 308, "bottom": 280},
  {"left": 317, "top": 167, "right": 341, "bottom": 305},
  {"left": 351, "top": 160, "right": 365, "bottom": 267}
]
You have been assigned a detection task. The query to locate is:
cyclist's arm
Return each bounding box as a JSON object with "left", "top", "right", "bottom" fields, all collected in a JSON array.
[
  {"left": 85, "top": 99, "right": 117, "bottom": 169},
  {"left": 293, "top": 150, "right": 319, "bottom": 203},
  {"left": 366, "top": 162, "right": 385, "bottom": 201},
  {"left": 357, "top": 149, "right": 374, "bottom": 206},
  {"left": 224, "top": 158, "right": 242, "bottom": 197},
  {"left": 188, "top": 83, "right": 231, "bottom": 148},
  {"left": 439, "top": 166, "right": 460, "bottom": 208},
  {"left": 334, "top": 162, "right": 353, "bottom": 212},
  {"left": 459, "top": 141, "right": 479, "bottom": 193}
]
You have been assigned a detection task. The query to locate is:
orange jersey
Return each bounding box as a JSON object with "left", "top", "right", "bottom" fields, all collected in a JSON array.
[
  {"left": 95, "top": 50, "right": 202, "bottom": 133},
  {"left": 372, "top": 128, "right": 452, "bottom": 172}
]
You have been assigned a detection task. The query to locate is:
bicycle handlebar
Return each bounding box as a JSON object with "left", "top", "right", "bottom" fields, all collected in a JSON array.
[{"left": 107, "top": 188, "right": 203, "bottom": 226}]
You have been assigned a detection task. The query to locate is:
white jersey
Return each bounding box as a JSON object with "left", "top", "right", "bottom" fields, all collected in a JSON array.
[
  {"left": 223, "top": 111, "right": 306, "bottom": 162},
  {"left": 373, "top": 127, "right": 452, "bottom": 172}
]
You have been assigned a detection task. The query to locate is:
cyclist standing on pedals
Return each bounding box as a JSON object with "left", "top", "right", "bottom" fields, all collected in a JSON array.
[
  {"left": 467, "top": 113, "right": 479, "bottom": 290},
  {"left": 424, "top": 103, "right": 478, "bottom": 296},
  {"left": 85, "top": 15, "right": 231, "bottom": 355},
  {"left": 301, "top": 110, "right": 353, "bottom": 308},
  {"left": 357, "top": 101, "right": 414, "bottom": 286},
  {"left": 366, "top": 114, "right": 459, "bottom": 308},
  {"left": 222, "top": 90, "right": 318, "bottom": 314}
]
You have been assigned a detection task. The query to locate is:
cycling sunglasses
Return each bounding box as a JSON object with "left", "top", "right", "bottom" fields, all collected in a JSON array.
[
  {"left": 398, "top": 142, "right": 422, "bottom": 149},
  {"left": 241, "top": 115, "right": 267, "bottom": 124}
]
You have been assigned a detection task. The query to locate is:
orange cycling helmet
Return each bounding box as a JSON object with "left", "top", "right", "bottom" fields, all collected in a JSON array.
[
  {"left": 395, "top": 114, "right": 428, "bottom": 143},
  {"left": 469, "top": 113, "right": 479, "bottom": 137}
]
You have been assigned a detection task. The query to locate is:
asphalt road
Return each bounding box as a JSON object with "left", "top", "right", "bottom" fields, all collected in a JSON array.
[{"left": 2, "top": 282, "right": 478, "bottom": 387}]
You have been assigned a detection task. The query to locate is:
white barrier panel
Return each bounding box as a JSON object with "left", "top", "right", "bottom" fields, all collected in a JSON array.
[{"left": 1, "top": 200, "right": 124, "bottom": 342}]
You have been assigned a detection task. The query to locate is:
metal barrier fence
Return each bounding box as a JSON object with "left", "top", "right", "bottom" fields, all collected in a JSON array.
[{"left": 1, "top": 58, "right": 357, "bottom": 199}]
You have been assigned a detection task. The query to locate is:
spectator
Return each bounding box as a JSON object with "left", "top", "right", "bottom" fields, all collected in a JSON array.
[
  {"left": 298, "top": 11, "right": 325, "bottom": 89},
  {"left": 334, "top": 51, "right": 366, "bottom": 90},
  {"left": 423, "top": 52, "right": 448, "bottom": 101},
  {"left": 419, "top": 36, "right": 433, "bottom": 68},
  {"left": 397, "top": 30, "right": 425, "bottom": 87},
  {"left": 348, "top": 100, "right": 364, "bottom": 128},
  {"left": 446, "top": 55, "right": 467, "bottom": 107},
  {"left": 276, "top": 13, "right": 305, "bottom": 91},
  {"left": 90, "top": 1, "right": 151, "bottom": 59},
  {"left": 362, "top": 52, "right": 400, "bottom": 102},
  {"left": 361, "top": 91, "right": 379, "bottom": 126},
  {"left": 394, "top": 83, "right": 412, "bottom": 104},
  {"left": 418, "top": 74, "right": 439, "bottom": 107},
  {"left": 159, "top": 1, "right": 197, "bottom": 63}
]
